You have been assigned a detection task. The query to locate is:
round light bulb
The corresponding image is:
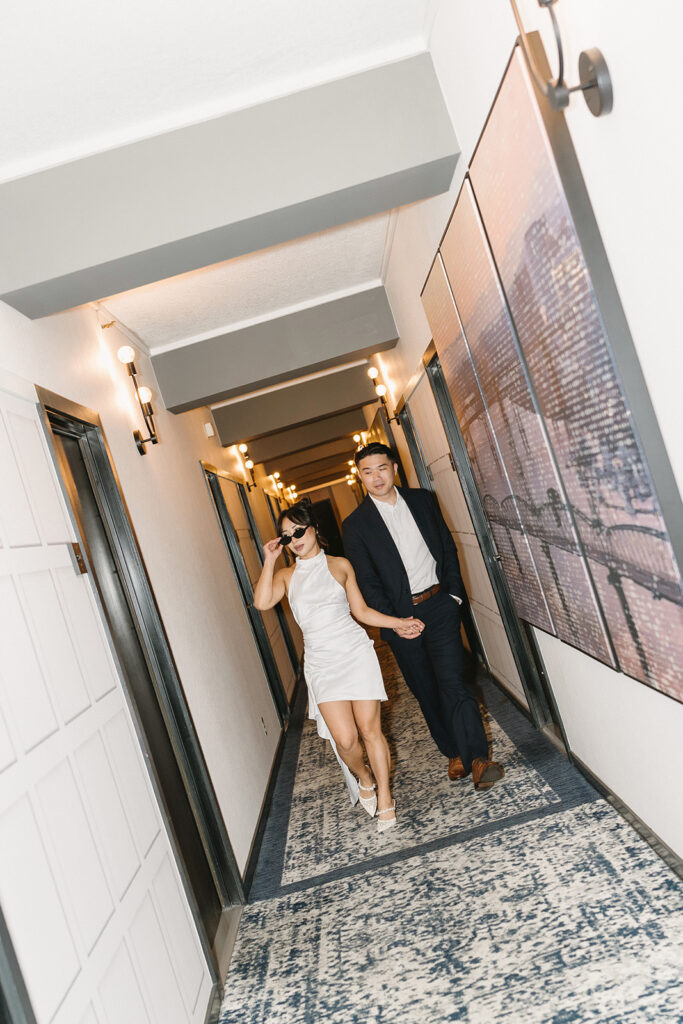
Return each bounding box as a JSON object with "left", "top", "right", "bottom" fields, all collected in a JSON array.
[
  {"left": 348, "top": 460, "right": 355, "bottom": 466},
  {"left": 273, "top": 471, "right": 280, "bottom": 480},
  {"left": 277, "top": 482, "right": 284, "bottom": 490},
  {"left": 347, "top": 479, "right": 354, "bottom": 486},
  {"left": 137, "top": 386, "right": 153, "bottom": 404},
  {"left": 375, "top": 383, "right": 387, "bottom": 397},
  {"left": 238, "top": 443, "right": 248, "bottom": 453},
  {"left": 351, "top": 465, "right": 358, "bottom": 474},
  {"left": 367, "top": 366, "right": 379, "bottom": 380},
  {"left": 353, "top": 433, "right": 361, "bottom": 443},
  {"left": 245, "top": 459, "right": 254, "bottom": 470},
  {"left": 117, "top": 345, "right": 136, "bottom": 365}
]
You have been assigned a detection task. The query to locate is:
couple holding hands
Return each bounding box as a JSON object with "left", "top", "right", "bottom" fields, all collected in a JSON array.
[{"left": 254, "top": 442, "right": 504, "bottom": 833}]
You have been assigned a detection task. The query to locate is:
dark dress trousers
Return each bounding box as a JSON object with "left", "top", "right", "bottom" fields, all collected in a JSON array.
[{"left": 342, "top": 487, "right": 488, "bottom": 770}]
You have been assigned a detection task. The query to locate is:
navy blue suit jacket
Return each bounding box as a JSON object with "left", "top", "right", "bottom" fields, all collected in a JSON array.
[{"left": 342, "top": 487, "right": 464, "bottom": 631}]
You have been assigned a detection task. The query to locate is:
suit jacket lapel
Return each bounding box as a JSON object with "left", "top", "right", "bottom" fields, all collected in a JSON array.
[
  {"left": 398, "top": 487, "right": 440, "bottom": 564},
  {"left": 359, "top": 494, "right": 411, "bottom": 593}
]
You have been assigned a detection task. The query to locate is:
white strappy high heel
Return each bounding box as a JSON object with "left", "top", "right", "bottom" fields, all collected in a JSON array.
[
  {"left": 358, "top": 781, "right": 377, "bottom": 817},
  {"left": 377, "top": 801, "right": 397, "bottom": 833}
]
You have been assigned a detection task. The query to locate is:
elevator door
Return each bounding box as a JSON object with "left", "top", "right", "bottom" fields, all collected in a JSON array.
[{"left": 52, "top": 429, "right": 223, "bottom": 946}]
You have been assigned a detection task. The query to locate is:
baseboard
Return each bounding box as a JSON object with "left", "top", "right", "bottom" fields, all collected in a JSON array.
[{"left": 564, "top": 752, "right": 683, "bottom": 880}]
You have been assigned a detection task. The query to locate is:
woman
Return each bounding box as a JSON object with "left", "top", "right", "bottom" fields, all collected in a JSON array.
[{"left": 253, "top": 498, "right": 424, "bottom": 833}]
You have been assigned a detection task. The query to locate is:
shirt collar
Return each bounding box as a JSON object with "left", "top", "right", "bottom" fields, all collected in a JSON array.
[{"left": 370, "top": 489, "right": 402, "bottom": 514}]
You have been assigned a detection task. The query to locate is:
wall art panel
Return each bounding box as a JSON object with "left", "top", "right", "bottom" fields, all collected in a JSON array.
[
  {"left": 469, "top": 47, "right": 683, "bottom": 701},
  {"left": 422, "top": 257, "right": 553, "bottom": 632},
  {"left": 441, "top": 181, "right": 614, "bottom": 666}
]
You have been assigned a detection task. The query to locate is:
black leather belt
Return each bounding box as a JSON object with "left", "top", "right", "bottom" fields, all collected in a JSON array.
[{"left": 411, "top": 584, "right": 441, "bottom": 605}]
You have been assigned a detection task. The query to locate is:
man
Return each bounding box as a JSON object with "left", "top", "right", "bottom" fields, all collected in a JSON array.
[{"left": 342, "top": 442, "right": 504, "bottom": 789}]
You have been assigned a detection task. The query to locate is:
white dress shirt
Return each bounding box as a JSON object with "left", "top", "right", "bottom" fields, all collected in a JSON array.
[{"left": 370, "top": 490, "right": 462, "bottom": 602}]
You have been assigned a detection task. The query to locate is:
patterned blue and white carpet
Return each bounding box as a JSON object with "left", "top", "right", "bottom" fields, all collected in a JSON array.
[{"left": 220, "top": 643, "right": 683, "bottom": 1023}]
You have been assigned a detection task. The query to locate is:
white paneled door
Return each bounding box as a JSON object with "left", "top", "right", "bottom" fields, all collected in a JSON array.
[
  {"left": 0, "top": 377, "right": 214, "bottom": 1024},
  {"left": 407, "top": 373, "right": 527, "bottom": 707}
]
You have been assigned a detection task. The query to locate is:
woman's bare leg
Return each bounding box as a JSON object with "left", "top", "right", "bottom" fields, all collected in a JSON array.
[
  {"left": 353, "top": 700, "right": 394, "bottom": 818},
  {"left": 318, "top": 700, "right": 374, "bottom": 790}
]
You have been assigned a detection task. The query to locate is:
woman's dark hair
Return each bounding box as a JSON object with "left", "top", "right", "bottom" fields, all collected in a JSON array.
[
  {"left": 277, "top": 497, "right": 328, "bottom": 549},
  {"left": 354, "top": 441, "right": 397, "bottom": 467}
]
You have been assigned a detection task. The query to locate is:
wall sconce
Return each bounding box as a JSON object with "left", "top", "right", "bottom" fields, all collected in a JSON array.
[
  {"left": 368, "top": 367, "right": 400, "bottom": 424},
  {"left": 117, "top": 346, "right": 159, "bottom": 455},
  {"left": 237, "top": 442, "right": 257, "bottom": 490},
  {"left": 509, "top": 0, "right": 612, "bottom": 117}
]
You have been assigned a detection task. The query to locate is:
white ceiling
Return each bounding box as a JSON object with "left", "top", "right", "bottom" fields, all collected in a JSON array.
[
  {"left": 2, "top": 0, "right": 436, "bottom": 182},
  {"left": 102, "top": 211, "right": 393, "bottom": 352}
]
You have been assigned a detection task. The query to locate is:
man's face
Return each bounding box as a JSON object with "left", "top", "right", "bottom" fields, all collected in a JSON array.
[{"left": 357, "top": 453, "right": 398, "bottom": 499}]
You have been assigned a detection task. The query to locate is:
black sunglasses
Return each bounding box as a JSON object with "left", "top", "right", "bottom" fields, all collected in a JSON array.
[{"left": 279, "top": 526, "right": 308, "bottom": 547}]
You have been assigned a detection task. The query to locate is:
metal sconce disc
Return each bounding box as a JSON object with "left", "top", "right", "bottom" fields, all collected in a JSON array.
[
  {"left": 134, "top": 429, "right": 147, "bottom": 455},
  {"left": 579, "top": 48, "right": 613, "bottom": 117}
]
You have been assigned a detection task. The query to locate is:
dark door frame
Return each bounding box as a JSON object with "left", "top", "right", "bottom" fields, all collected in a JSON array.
[
  {"left": 242, "top": 488, "right": 300, "bottom": 675},
  {"left": 37, "top": 391, "right": 244, "bottom": 925},
  {"left": 202, "top": 465, "right": 290, "bottom": 723},
  {"left": 0, "top": 907, "right": 36, "bottom": 1024}
]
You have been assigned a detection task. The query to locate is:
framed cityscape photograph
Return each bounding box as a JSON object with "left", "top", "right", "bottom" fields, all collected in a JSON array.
[{"left": 427, "top": 37, "right": 683, "bottom": 703}]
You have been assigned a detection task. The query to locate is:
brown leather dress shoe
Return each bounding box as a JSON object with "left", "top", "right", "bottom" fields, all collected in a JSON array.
[
  {"left": 472, "top": 758, "right": 505, "bottom": 790},
  {"left": 448, "top": 756, "right": 466, "bottom": 780}
]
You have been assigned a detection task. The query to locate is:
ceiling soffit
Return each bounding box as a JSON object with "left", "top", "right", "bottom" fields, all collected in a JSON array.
[
  {"left": 212, "top": 364, "right": 377, "bottom": 446},
  {"left": 152, "top": 285, "right": 396, "bottom": 413},
  {"left": 0, "top": 54, "right": 458, "bottom": 318},
  {"left": 233, "top": 410, "right": 368, "bottom": 462},
  {"left": 264, "top": 436, "right": 357, "bottom": 476}
]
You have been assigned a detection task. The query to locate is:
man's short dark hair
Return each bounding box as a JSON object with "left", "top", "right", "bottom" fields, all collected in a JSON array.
[{"left": 354, "top": 442, "right": 398, "bottom": 467}]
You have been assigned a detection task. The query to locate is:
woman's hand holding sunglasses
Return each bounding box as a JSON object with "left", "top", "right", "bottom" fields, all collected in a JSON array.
[{"left": 263, "top": 538, "right": 284, "bottom": 563}]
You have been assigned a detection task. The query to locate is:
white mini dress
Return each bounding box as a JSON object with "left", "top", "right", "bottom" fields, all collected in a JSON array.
[{"left": 288, "top": 549, "right": 387, "bottom": 802}]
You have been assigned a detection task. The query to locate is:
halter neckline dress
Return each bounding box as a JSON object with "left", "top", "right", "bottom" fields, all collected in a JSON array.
[{"left": 287, "top": 549, "right": 387, "bottom": 803}]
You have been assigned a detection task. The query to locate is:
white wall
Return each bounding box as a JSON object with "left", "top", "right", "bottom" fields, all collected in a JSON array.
[
  {"left": 383, "top": 0, "right": 683, "bottom": 855},
  {"left": 0, "top": 302, "right": 281, "bottom": 873}
]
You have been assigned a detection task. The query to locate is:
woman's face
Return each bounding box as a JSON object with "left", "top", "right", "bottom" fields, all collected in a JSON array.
[{"left": 280, "top": 517, "right": 318, "bottom": 558}]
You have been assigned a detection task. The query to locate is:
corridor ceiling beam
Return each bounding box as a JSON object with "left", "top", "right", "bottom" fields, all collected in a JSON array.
[
  {"left": 212, "top": 365, "right": 376, "bottom": 447},
  {"left": 0, "top": 54, "right": 459, "bottom": 319},
  {"left": 234, "top": 410, "right": 368, "bottom": 462},
  {"left": 152, "top": 286, "right": 396, "bottom": 413},
  {"left": 264, "top": 436, "right": 356, "bottom": 476}
]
